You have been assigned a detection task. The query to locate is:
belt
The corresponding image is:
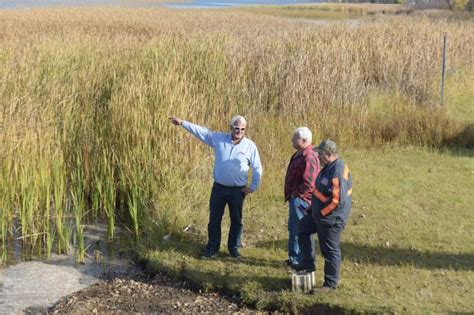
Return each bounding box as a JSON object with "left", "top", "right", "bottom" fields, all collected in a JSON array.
[{"left": 214, "top": 182, "right": 245, "bottom": 189}]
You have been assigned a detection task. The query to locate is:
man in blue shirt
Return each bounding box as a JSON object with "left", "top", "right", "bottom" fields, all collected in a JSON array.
[{"left": 169, "top": 115, "right": 263, "bottom": 259}]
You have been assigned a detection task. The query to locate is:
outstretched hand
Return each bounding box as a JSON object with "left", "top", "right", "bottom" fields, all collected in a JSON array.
[
  {"left": 242, "top": 187, "right": 252, "bottom": 195},
  {"left": 169, "top": 117, "right": 183, "bottom": 126}
]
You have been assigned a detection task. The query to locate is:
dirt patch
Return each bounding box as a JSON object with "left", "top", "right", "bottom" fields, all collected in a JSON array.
[
  {"left": 46, "top": 272, "right": 254, "bottom": 314},
  {"left": 2, "top": 223, "right": 255, "bottom": 314}
]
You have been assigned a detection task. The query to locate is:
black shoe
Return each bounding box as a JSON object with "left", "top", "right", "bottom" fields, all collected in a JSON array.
[
  {"left": 201, "top": 250, "right": 217, "bottom": 259},
  {"left": 229, "top": 248, "right": 241, "bottom": 260},
  {"left": 291, "top": 263, "right": 315, "bottom": 272}
]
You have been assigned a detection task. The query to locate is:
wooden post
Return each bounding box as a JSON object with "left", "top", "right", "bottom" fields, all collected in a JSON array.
[{"left": 440, "top": 33, "right": 447, "bottom": 107}]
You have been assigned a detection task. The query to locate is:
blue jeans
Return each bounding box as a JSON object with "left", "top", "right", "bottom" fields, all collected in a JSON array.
[
  {"left": 298, "top": 214, "right": 345, "bottom": 288},
  {"left": 287, "top": 197, "right": 309, "bottom": 265},
  {"left": 207, "top": 182, "right": 246, "bottom": 253}
]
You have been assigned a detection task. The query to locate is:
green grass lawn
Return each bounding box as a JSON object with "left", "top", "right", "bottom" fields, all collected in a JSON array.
[{"left": 139, "top": 146, "right": 474, "bottom": 313}]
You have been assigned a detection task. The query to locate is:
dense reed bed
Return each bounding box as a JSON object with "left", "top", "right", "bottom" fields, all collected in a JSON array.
[{"left": 0, "top": 8, "right": 472, "bottom": 262}]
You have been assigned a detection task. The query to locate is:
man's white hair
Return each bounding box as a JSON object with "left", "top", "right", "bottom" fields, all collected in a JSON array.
[
  {"left": 230, "top": 115, "right": 247, "bottom": 126},
  {"left": 293, "top": 127, "right": 312, "bottom": 143}
]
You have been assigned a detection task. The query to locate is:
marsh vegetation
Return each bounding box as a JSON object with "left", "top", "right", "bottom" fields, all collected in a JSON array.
[{"left": 0, "top": 5, "right": 473, "bottom": 313}]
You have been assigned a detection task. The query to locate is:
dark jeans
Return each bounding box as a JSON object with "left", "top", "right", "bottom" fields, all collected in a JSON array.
[
  {"left": 207, "top": 182, "right": 246, "bottom": 253},
  {"left": 298, "top": 214, "right": 345, "bottom": 288}
]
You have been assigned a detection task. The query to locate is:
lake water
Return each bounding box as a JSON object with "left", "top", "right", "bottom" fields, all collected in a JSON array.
[{"left": 0, "top": 0, "right": 322, "bottom": 9}]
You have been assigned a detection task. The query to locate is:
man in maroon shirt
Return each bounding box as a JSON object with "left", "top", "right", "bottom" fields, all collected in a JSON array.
[{"left": 284, "top": 127, "right": 320, "bottom": 266}]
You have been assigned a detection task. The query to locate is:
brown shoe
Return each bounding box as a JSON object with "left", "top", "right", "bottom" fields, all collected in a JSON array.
[{"left": 313, "top": 286, "right": 334, "bottom": 294}]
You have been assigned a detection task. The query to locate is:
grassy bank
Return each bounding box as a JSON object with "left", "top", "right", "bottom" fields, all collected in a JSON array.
[
  {"left": 140, "top": 146, "right": 474, "bottom": 313},
  {"left": 0, "top": 6, "right": 473, "bottom": 312}
]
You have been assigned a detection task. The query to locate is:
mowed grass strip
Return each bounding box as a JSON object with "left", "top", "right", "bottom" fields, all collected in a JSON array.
[{"left": 140, "top": 147, "right": 474, "bottom": 313}]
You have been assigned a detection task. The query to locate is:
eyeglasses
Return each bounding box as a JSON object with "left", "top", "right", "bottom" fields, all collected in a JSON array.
[{"left": 233, "top": 127, "right": 246, "bottom": 131}]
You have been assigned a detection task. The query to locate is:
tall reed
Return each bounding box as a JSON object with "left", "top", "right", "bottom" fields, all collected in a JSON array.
[{"left": 71, "top": 154, "right": 86, "bottom": 263}]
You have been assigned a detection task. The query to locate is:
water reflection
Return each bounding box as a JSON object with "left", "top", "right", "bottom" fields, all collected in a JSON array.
[{"left": 3, "top": 222, "right": 126, "bottom": 266}]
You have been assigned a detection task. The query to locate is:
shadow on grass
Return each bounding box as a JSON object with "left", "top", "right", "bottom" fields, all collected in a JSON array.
[
  {"left": 342, "top": 242, "right": 474, "bottom": 271},
  {"left": 160, "top": 232, "right": 287, "bottom": 269},
  {"left": 443, "top": 123, "right": 474, "bottom": 153},
  {"left": 142, "top": 234, "right": 391, "bottom": 313},
  {"left": 256, "top": 239, "right": 474, "bottom": 271},
  {"left": 255, "top": 238, "right": 287, "bottom": 251},
  {"left": 154, "top": 262, "right": 291, "bottom": 295},
  {"left": 144, "top": 258, "right": 358, "bottom": 313}
]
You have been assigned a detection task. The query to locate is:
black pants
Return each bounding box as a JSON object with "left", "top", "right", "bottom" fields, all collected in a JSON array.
[
  {"left": 298, "top": 214, "right": 345, "bottom": 288},
  {"left": 206, "top": 182, "right": 245, "bottom": 253}
]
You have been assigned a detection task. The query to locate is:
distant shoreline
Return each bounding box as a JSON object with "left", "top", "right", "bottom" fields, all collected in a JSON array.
[{"left": 0, "top": 0, "right": 323, "bottom": 10}]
